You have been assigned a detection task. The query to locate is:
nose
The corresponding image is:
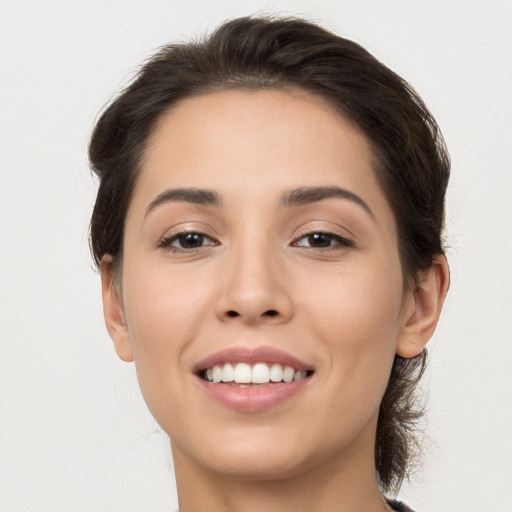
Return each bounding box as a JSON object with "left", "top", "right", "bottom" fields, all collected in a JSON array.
[{"left": 215, "top": 241, "right": 294, "bottom": 326}]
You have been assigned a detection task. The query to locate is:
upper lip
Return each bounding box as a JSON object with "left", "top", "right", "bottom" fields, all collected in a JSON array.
[{"left": 193, "top": 346, "right": 314, "bottom": 373}]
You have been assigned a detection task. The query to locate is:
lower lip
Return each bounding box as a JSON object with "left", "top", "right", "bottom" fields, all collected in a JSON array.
[{"left": 196, "top": 376, "right": 311, "bottom": 412}]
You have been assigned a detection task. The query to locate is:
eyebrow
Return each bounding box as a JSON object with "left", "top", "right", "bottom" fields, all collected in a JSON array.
[
  {"left": 281, "top": 186, "right": 374, "bottom": 218},
  {"left": 144, "top": 185, "right": 374, "bottom": 220},
  {"left": 144, "top": 187, "right": 221, "bottom": 218}
]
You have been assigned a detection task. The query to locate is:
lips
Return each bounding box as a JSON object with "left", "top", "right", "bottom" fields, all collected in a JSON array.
[{"left": 194, "top": 346, "right": 314, "bottom": 412}]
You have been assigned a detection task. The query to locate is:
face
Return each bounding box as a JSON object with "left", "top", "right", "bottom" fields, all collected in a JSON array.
[{"left": 106, "top": 89, "right": 419, "bottom": 481}]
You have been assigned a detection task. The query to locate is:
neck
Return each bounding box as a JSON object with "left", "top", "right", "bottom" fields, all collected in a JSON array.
[{"left": 172, "top": 429, "right": 391, "bottom": 512}]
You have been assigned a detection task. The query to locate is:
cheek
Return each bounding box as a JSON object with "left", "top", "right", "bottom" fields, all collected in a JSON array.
[
  {"left": 123, "top": 259, "right": 213, "bottom": 345},
  {"left": 120, "top": 264, "right": 213, "bottom": 409},
  {"left": 303, "top": 260, "right": 404, "bottom": 390},
  {"left": 290, "top": 265, "right": 403, "bottom": 450}
]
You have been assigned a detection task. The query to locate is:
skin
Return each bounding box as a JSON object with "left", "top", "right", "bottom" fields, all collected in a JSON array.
[{"left": 101, "top": 89, "right": 449, "bottom": 512}]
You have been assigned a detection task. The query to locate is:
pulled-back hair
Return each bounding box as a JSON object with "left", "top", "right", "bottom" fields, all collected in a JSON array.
[{"left": 89, "top": 15, "right": 449, "bottom": 495}]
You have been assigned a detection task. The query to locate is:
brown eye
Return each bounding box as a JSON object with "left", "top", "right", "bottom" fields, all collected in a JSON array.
[
  {"left": 295, "top": 232, "right": 352, "bottom": 249},
  {"left": 159, "top": 232, "right": 217, "bottom": 250},
  {"left": 177, "top": 233, "right": 206, "bottom": 248},
  {"left": 306, "top": 233, "right": 333, "bottom": 247}
]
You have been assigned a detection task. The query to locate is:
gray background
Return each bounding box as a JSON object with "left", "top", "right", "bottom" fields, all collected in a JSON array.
[{"left": 1, "top": 1, "right": 511, "bottom": 510}]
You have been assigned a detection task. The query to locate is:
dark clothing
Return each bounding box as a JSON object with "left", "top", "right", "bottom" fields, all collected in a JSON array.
[{"left": 388, "top": 499, "right": 417, "bottom": 512}]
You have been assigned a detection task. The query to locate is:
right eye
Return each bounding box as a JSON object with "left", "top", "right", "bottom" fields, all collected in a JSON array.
[
  {"left": 159, "top": 231, "right": 218, "bottom": 251},
  {"left": 293, "top": 231, "right": 353, "bottom": 250}
]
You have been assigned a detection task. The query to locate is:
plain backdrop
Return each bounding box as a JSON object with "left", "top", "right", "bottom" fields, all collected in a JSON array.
[{"left": 1, "top": 1, "right": 511, "bottom": 511}]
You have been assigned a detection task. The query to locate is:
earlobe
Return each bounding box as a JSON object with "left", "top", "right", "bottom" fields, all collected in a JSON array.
[
  {"left": 396, "top": 255, "right": 450, "bottom": 359},
  {"left": 100, "top": 256, "right": 134, "bottom": 362}
]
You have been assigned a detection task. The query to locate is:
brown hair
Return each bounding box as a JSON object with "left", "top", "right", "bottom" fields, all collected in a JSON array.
[{"left": 89, "top": 15, "right": 449, "bottom": 495}]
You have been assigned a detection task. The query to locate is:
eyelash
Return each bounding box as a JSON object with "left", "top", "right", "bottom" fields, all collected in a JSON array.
[
  {"left": 293, "top": 231, "right": 353, "bottom": 250},
  {"left": 159, "top": 230, "right": 218, "bottom": 252},
  {"left": 158, "top": 230, "right": 353, "bottom": 253}
]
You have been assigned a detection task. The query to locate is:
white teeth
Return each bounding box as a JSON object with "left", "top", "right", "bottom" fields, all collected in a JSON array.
[
  {"left": 293, "top": 370, "right": 306, "bottom": 381},
  {"left": 251, "top": 363, "right": 270, "bottom": 384},
  {"left": 204, "top": 363, "right": 309, "bottom": 384},
  {"left": 221, "top": 363, "right": 234, "bottom": 382},
  {"left": 234, "top": 363, "right": 252, "bottom": 383},
  {"left": 283, "top": 366, "right": 295, "bottom": 383},
  {"left": 269, "top": 363, "right": 284, "bottom": 382},
  {"left": 212, "top": 365, "right": 222, "bottom": 383}
]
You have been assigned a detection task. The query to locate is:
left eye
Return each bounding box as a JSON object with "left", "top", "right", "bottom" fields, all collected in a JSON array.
[
  {"left": 294, "top": 232, "right": 352, "bottom": 248},
  {"left": 160, "top": 232, "right": 217, "bottom": 250}
]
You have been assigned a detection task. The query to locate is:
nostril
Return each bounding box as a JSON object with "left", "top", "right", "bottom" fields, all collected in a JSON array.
[{"left": 224, "top": 309, "right": 280, "bottom": 319}]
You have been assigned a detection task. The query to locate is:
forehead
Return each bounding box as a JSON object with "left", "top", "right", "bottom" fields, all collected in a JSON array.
[
  {"left": 140, "top": 89, "right": 376, "bottom": 188},
  {"left": 126, "top": 88, "right": 394, "bottom": 232}
]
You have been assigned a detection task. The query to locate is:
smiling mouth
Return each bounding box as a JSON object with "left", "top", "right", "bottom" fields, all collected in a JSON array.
[{"left": 200, "top": 362, "right": 314, "bottom": 385}]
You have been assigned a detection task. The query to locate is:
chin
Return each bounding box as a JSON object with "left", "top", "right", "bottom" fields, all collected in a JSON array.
[
  {"left": 172, "top": 420, "right": 348, "bottom": 483},
  {"left": 201, "top": 447, "right": 313, "bottom": 482}
]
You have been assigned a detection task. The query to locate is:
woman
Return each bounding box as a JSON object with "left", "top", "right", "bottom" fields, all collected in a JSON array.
[{"left": 89, "top": 16, "right": 449, "bottom": 512}]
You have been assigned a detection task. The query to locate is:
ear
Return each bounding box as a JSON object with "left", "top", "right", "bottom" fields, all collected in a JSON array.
[
  {"left": 396, "top": 255, "right": 450, "bottom": 359},
  {"left": 100, "top": 256, "right": 134, "bottom": 362}
]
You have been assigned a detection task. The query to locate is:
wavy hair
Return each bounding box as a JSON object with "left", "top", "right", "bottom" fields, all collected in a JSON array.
[{"left": 89, "top": 16, "right": 449, "bottom": 494}]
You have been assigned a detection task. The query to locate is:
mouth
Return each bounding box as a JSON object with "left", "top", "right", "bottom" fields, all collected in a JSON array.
[
  {"left": 200, "top": 362, "right": 313, "bottom": 386},
  {"left": 193, "top": 346, "right": 315, "bottom": 411}
]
